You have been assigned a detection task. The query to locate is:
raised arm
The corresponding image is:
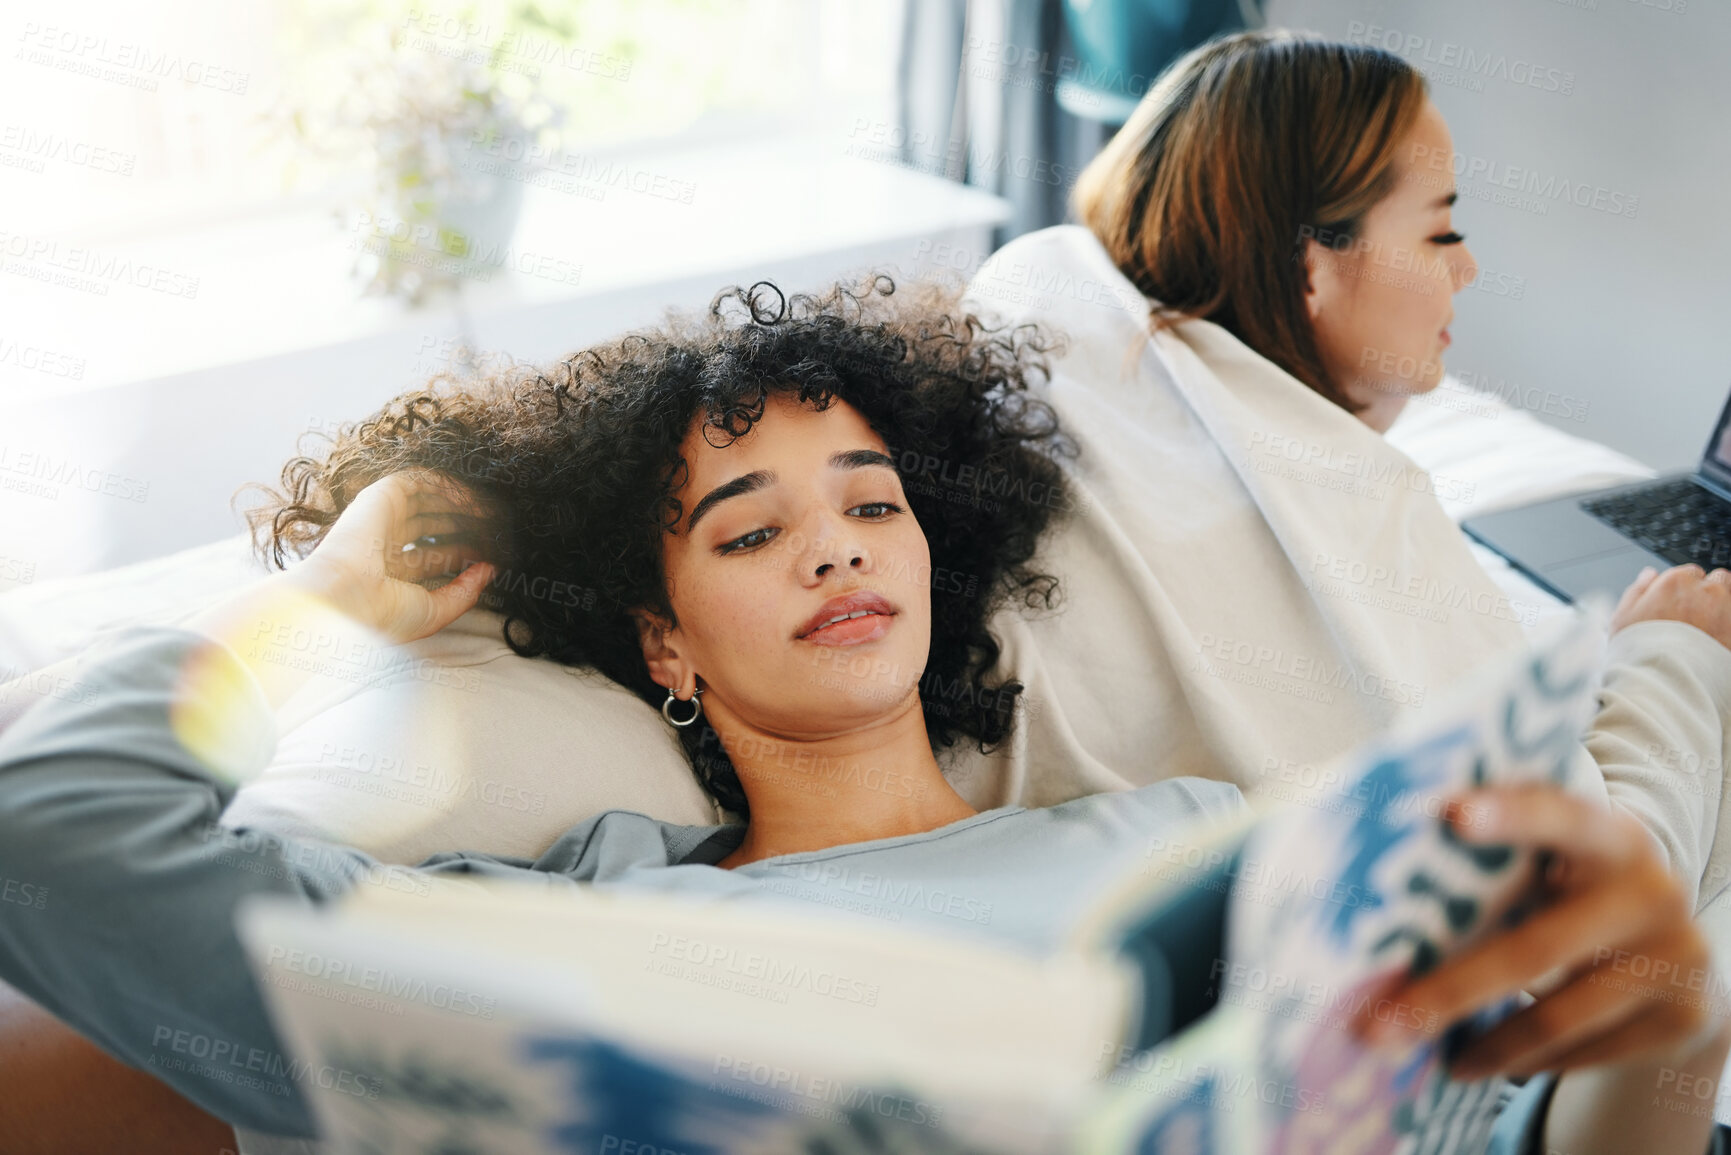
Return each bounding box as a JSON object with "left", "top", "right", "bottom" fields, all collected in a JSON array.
[
  {"left": 0, "top": 623, "right": 402, "bottom": 1137},
  {"left": 0, "top": 473, "right": 500, "bottom": 1139}
]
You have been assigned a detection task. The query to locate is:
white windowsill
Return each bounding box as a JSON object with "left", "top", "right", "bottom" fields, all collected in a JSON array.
[{"left": 0, "top": 133, "right": 1012, "bottom": 398}]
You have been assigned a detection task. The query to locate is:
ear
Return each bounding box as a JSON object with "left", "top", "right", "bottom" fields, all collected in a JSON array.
[
  {"left": 1300, "top": 238, "right": 1330, "bottom": 323},
  {"left": 1301, "top": 236, "right": 1357, "bottom": 325},
  {"left": 631, "top": 608, "right": 692, "bottom": 695}
]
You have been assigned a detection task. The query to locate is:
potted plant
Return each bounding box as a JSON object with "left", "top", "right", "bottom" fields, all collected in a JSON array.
[{"left": 275, "top": 2, "right": 567, "bottom": 305}]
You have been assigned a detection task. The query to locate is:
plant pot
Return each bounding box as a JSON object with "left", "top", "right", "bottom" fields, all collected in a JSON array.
[{"left": 350, "top": 120, "right": 533, "bottom": 306}]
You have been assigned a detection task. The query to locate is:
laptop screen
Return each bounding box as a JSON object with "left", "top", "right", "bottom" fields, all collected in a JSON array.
[{"left": 1703, "top": 386, "right": 1731, "bottom": 483}]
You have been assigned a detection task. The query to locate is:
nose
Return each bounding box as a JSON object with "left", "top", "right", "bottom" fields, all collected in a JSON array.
[
  {"left": 813, "top": 554, "right": 862, "bottom": 578},
  {"left": 801, "top": 509, "right": 869, "bottom": 581},
  {"left": 1452, "top": 241, "right": 1480, "bottom": 294},
  {"left": 812, "top": 541, "right": 867, "bottom": 578}
]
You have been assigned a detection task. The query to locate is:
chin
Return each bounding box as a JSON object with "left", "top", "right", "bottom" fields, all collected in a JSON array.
[
  {"left": 1389, "top": 361, "right": 1446, "bottom": 397},
  {"left": 799, "top": 667, "right": 919, "bottom": 714}
]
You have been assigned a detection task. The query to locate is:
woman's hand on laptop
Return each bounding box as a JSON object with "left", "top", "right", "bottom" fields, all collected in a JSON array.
[{"left": 1610, "top": 563, "right": 1731, "bottom": 650}]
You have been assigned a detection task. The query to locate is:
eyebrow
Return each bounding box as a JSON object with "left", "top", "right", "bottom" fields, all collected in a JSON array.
[{"left": 683, "top": 448, "right": 898, "bottom": 534}]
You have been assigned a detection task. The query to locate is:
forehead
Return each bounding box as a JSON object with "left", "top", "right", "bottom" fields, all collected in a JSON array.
[
  {"left": 1380, "top": 99, "right": 1456, "bottom": 212},
  {"left": 1394, "top": 100, "right": 1454, "bottom": 178},
  {"left": 676, "top": 394, "right": 886, "bottom": 486}
]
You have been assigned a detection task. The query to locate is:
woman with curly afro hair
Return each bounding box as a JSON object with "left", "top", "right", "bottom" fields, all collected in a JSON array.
[
  {"left": 253, "top": 276, "right": 1076, "bottom": 825},
  {"left": 0, "top": 273, "right": 1240, "bottom": 1146}
]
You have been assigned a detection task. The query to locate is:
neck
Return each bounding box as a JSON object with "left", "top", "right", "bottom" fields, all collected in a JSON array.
[
  {"left": 710, "top": 695, "right": 978, "bottom": 868},
  {"left": 1353, "top": 391, "right": 1408, "bottom": 434},
  {"left": 1343, "top": 377, "right": 1413, "bottom": 434}
]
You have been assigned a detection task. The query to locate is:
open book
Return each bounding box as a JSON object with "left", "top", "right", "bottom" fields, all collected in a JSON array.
[{"left": 237, "top": 610, "right": 1606, "bottom": 1154}]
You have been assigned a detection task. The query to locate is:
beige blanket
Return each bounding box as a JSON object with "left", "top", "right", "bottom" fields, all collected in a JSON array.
[{"left": 950, "top": 225, "right": 1731, "bottom": 915}]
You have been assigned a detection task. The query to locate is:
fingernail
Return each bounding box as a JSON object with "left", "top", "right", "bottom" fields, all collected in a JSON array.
[
  {"left": 1450, "top": 1058, "right": 1487, "bottom": 1081},
  {"left": 1457, "top": 797, "right": 1501, "bottom": 836},
  {"left": 1449, "top": 1043, "right": 1495, "bottom": 1080},
  {"left": 1361, "top": 1016, "right": 1397, "bottom": 1046},
  {"left": 1370, "top": 1018, "right": 1428, "bottom": 1054}
]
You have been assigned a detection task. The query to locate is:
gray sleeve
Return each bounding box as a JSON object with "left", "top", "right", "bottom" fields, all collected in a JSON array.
[
  {"left": 0, "top": 624, "right": 699, "bottom": 1140},
  {"left": 0, "top": 626, "right": 506, "bottom": 1138},
  {"left": 232, "top": 1126, "right": 330, "bottom": 1155}
]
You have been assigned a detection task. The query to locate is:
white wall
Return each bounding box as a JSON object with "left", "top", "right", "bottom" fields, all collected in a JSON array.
[{"left": 1266, "top": 0, "right": 1728, "bottom": 472}]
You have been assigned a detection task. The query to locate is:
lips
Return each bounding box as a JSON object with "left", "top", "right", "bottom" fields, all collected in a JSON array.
[{"left": 796, "top": 590, "right": 897, "bottom": 641}]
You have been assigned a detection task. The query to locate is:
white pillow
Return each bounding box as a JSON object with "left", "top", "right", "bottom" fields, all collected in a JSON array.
[
  {"left": 1385, "top": 379, "right": 1654, "bottom": 521},
  {"left": 218, "top": 605, "right": 721, "bottom": 863},
  {"left": 0, "top": 533, "right": 721, "bottom": 863}
]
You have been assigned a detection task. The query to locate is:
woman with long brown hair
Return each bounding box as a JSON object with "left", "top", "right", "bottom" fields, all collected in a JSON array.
[
  {"left": 960, "top": 28, "right": 1731, "bottom": 927},
  {"left": 1073, "top": 29, "right": 1468, "bottom": 430}
]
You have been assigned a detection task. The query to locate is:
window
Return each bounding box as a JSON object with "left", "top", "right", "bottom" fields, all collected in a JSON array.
[{"left": 2, "top": 0, "right": 904, "bottom": 244}]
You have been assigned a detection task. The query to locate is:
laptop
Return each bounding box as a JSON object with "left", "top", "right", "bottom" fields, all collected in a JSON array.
[{"left": 1463, "top": 386, "right": 1731, "bottom": 603}]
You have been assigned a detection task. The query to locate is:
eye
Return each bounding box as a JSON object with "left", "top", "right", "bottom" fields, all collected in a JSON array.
[
  {"left": 849, "top": 501, "right": 904, "bottom": 518},
  {"left": 717, "top": 526, "right": 779, "bottom": 555},
  {"left": 1430, "top": 231, "right": 1466, "bottom": 245}
]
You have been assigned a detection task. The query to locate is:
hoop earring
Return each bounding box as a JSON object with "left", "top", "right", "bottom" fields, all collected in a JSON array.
[{"left": 661, "top": 686, "right": 703, "bottom": 728}]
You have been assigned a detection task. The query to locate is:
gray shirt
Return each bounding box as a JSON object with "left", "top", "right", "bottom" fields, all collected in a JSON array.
[
  {"left": 0, "top": 625, "right": 1249, "bottom": 1139},
  {"left": 0, "top": 625, "right": 1582, "bottom": 1154}
]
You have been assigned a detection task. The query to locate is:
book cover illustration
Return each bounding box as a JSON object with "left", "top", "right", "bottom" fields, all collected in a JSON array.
[
  {"left": 240, "top": 877, "right": 1129, "bottom": 1154},
  {"left": 1075, "top": 610, "right": 1606, "bottom": 1155}
]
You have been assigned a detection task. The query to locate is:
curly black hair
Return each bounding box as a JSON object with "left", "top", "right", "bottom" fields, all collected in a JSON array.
[{"left": 245, "top": 277, "right": 1077, "bottom": 817}]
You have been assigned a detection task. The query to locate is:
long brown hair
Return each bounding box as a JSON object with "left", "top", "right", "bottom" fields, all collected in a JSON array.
[{"left": 1072, "top": 30, "right": 1427, "bottom": 411}]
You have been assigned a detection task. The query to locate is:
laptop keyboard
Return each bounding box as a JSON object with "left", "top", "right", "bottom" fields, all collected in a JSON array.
[{"left": 1582, "top": 478, "right": 1731, "bottom": 569}]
